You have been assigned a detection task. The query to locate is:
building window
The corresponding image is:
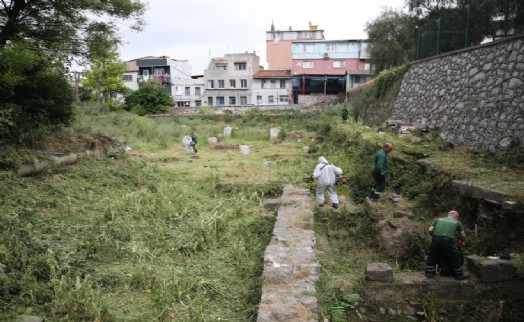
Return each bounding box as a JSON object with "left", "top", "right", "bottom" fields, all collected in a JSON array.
[
  {"left": 338, "top": 44, "right": 349, "bottom": 52},
  {"left": 229, "top": 97, "right": 236, "bottom": 105},
  {"left": 240, "top": 96, "right": 247, "bottom": 104},
  {"left": 216, "top": 96, "right": 225, "bottom": 106},
  {"left": 142, "top": 70, "right": 149, "bottom": 76},
  {"left": 333, "top": 61, "right": 345, "bottom": 68},
  {"left": 268, "top": 96, "right": 274, "bottom": 104},
  {"left": 270, "top": 80, "right": 276, "bottom": 88},
  {"left": 123, "top": 75, "right": 133, "bottom": 82},
  {"left": 364, "top": 63, "right": 371, "bottom": 71},
  {"left": 280, "top": 79, "right": 286, "bottom": 88},
  {"left": 279, "top": 95, "right": 288, "bottom": 102},
  {"left": 208, "top": 97, "right": 213, "bottom": 106},
  {"left": 208, "top": 80, "right": 214, "bottom": 88},
  {"left": 303, "top": 44, "right": 315, "bottom": 52},
  {"left": 218, "top": 80, "right": 225, "bottom": 88},
  {"left": 302, "top": 61, "right": 314, "bottom": 68},
  {"left": 301, "top": 31, "right": 311, "bottom": 39},
  {"left": 185, "top": 87, "right": 191, "bottom": 96},
  {"left": 326, "top": 44, "right": 335, "bottom": 52},
  {"left": 215, "top": 63, "right": 227, "bottom": 70},
  {"left": 261, "top": 80, "right": 266, "bottom": 88},
  {"left": 257, "top": 96, "right": 262, "bottom": 104},
  {"left": 234, "top": 62, "right": 247, "bottom": 70},
  {"left": 240, "top": 79, "right": 247, "bottom": 88},
  {"left": 154, "top": 68, "right": 164, "bottom": 75},
  {"left": 230, "top": 79, "right": 236, "bottom": 88},
  {"left": 195, "top": 100, "right": 202, "bottom": 107},
  {"left": 195, "top": 87, "right": 201, "bottom": 96}
]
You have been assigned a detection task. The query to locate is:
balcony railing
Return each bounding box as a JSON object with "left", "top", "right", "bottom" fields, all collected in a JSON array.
[{"left": 137, "top": 75, "right": 172, "bottom": 84}]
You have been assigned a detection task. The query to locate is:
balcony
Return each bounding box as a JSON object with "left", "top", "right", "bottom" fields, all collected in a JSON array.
[{"left": 137, "top": 75, "right": 172, "bottom": 84}]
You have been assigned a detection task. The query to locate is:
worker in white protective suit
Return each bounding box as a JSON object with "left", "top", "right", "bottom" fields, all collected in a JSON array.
[
  {"left": 312, "top": 156, "right": 343, "bottom": 209},
  {"left": 182, "top": 134, "right": 194, "bottom": 154}
]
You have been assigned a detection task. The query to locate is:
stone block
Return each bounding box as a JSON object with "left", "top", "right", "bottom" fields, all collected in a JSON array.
[
  {"left": 466, "top": 255, "right": 515, "bottom": 282},
  {"left": 366, "top": 262, "right": 393, "bottom": 282},
  {"left": 18, "top": 316, "right": 44, "bottom": 322},
  {"left": 239, "top": 145, "right": 250, "bottom": 155},
  {"left": 207, "top": 136, "right": 218, "bottom": 144}
]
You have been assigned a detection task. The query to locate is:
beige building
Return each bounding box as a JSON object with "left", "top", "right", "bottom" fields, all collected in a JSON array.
[{"left": 203, "top": 52, "right": 261, "bottom": 106}]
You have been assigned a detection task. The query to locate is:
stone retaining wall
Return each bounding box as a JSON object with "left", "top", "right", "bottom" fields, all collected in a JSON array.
[
  {"left": 393, "top": 34, "right": 524, "bottom": 151},
  {"left": 257, "top": 185, "right": 319, "bottom": 322}
]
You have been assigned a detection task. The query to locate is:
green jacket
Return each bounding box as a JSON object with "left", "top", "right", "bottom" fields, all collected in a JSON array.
[
  {"left": 191, "top": 134, "right": 197, "bottom": 144},
  {"left": 432, "top": 217, "right": 464, "bottom": 240},
  {"left": 372, "top": 149, "right": 388, "bottom": 173}
]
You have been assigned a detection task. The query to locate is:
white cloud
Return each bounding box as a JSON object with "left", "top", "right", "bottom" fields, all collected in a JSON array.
[{"left": 119, "top": 0, "right": 407, "bottom": 75}]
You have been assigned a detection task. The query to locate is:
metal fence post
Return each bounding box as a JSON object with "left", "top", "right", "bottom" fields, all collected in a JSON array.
[
  {"left": 416, "top": 26, "right": 421, "bottom": 60},
  {"left": 464, "top": 5, "right": 471, "bottom": 47},
  {"left": 436, "top": 18, "right": 441, "bottom": 55}
]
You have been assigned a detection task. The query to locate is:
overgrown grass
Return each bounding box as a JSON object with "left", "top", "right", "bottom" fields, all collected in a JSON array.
[
  {"left": 2, "top": 102, "right": 523, "bottom": 321},
  {"left": 0, "top": 104, "right": 327, "bottom": 321}
]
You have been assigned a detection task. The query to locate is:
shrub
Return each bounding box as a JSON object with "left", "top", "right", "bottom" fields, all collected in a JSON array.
[{"left": 124, "top": 79, "right": 174, "bottom": 115}]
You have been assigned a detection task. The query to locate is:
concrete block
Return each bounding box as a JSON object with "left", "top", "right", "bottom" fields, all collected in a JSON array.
[
  {"left": 466, "top": 255, "right": 515, "bottom": 282},
  {"left": 366, "top": 262, "right": 393, "bottom": 282}
]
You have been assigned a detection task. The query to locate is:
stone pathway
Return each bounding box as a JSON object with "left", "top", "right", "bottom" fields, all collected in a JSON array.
[{"left": 257, "top": 185, "right": 319, "bottom": 322}]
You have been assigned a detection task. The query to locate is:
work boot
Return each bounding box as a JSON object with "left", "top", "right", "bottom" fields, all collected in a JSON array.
[
  {"left": 454, "top": 272, "right": 470, "bottom": 280},
  {"left": 332, "top": 203, "right": 339, "bottom": 209}
]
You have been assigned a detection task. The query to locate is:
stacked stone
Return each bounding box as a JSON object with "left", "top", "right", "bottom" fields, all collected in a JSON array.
[
  {"left": 393, "top": 35, "right": 524, "bottom": 151},
  {"left": 257, "top": 185, "right": 319, "bottom": 322}
]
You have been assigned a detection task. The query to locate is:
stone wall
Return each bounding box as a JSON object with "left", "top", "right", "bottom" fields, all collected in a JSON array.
[
  {"left": 257, "top": 185, "right": 319, "bottom": 322},
  {"left": 392, "top": 34, "right": 524, "bottom": 151},
  {"left": 298, "top": 94, "right": 342, "bottom": 108}
]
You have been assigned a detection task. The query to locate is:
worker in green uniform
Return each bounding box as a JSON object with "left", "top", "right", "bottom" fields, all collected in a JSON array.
[
  {"left": 341, "top": 107, "right": 349, "bottom": 123},
  {"left": 369, "top": 143, "right": 393, "bottom": 200},
  {"left": 190, "top": 132, "right": 198, "bottom": 153},
  {"left": 425, "top": 210, "right": 469, "bottom": 280}
]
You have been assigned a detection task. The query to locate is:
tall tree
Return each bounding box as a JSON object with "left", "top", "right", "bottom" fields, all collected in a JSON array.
[
  {"left": 81, "top": 23, "right": 127, "bottom": 103},
  {"left": 407, "top": 0, "right": 458, "bottom": 18},
  {"left": 366, "top": 9, "right": 417, "bottom": 73},
  {"left": 0, "top": 0, "right": 145, "bottom": 61}
]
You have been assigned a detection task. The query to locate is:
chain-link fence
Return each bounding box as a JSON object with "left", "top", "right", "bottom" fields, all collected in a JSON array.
[{"left": 416, "top": 0, "right": 523, "bottom": 59}]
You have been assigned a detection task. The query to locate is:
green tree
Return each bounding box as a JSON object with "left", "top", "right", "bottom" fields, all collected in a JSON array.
[
  {"left": 125, "top": 80, "right": 174, "bottom": 116},
  {"left": 81, "top": 23, "right": 128, "bottom": 103},
  {"left": 81, "top": 58, "right": 127, "bottom": 103},
  {"left": 366, "top": 9, "right": 417, "bottom": 73},
  {"left": 410, "top": 0, "right": 522, "bottom": 45},
  {"left": 0, "top": 0, "right": 145, "bottom": 61},
  {"left": 0, "top": 42, "right": 74, "bottom": 144},
  {"left": 0, "top": 1, "right": 144, "bottom": 145},
  {"left": 407, "top": 0, "right": 457, "bottom": 18}
]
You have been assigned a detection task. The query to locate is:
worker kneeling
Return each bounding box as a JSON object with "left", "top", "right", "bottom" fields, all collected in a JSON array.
[{"left": 425, "top": 210, "right": 469, "bottom": 280}]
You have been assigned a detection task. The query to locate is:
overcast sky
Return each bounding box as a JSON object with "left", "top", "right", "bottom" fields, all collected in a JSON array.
[{"left": 118, "top": 0, "right": 407, "bottom": 75}]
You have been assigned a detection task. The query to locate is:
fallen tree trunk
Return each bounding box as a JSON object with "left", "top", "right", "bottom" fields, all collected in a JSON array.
[{"left": 18, "top": 153, "right": 79, "bottom": 177}]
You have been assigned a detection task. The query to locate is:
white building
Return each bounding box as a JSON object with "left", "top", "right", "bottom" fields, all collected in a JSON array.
[
  {"left": 123, "top": 56, "right": 204, "bottom": 107},
  {"left": 252, "top": 70, "right": 293, "bottom": 105}
]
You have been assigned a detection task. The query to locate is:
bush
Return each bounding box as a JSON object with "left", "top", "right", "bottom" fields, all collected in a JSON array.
[
  {"left": 0, "top": 42, "right": 74, "bottom": 145},
  {"left": 124, "top": 79, "right": 174, "bottom": 115}
]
